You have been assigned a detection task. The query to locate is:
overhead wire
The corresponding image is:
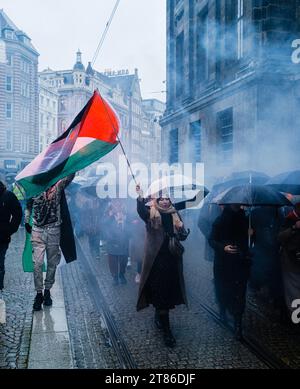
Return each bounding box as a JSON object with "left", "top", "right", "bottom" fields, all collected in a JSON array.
[
  {"left": 91, "top": 0, "right": 137, "bottom": 185},
  {"left": 91, "top": 0, "right": 121, "bottom": 67}
]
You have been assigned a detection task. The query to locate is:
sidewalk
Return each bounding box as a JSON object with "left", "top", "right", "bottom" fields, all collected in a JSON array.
[{"left": 27, "top": 268, "right": 73, "bottom": 369}]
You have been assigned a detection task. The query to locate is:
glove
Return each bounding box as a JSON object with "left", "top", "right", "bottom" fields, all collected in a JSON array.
[{"left": 25, "top": 223, "right": 32, "bottom": 234}]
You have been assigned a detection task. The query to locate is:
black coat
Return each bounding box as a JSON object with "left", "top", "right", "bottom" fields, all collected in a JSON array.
[
  {"left": 60, "top": 191, "right": 77, "bottom": 263},
  {"left": 208, "top": 206, "right": 251, "bottom": 316},
  {"left": 0, "top": 188, "right": 22, "bottom": 244}
]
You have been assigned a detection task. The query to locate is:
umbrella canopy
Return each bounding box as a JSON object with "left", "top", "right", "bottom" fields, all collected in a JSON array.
[
  {"left": 265, "top": 170, "right": 300, "bottom": 195},
  {"left": 212, "top": 170, "right": 269, "bottom": 193},
  {"left": 211, "top": 184, "right": 292, "bottom": 207},
  {"left": 144, "top": 174, "right": 208, "bottom": 200}
]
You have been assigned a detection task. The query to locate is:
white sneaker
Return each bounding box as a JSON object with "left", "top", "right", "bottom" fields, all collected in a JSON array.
[{"left": 135, "top": 273, "right": 141, "bottom": 284}]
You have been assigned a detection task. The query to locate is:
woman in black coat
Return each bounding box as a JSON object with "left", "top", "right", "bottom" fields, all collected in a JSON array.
[
  {"left": 136, "top": 186, "right": 189, "bottom": 348},
  {"left": 209, "top": 205, "right": 252, "bottom": 339}
]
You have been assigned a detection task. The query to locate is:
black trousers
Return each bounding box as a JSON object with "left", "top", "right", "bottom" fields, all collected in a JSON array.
[{"left": 0, "top": 242, "right": 9, "bottom": 290}]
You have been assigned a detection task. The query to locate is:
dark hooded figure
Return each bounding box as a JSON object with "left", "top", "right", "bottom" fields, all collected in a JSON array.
[
  {"left": 0, "top": 181, "right": 22, "bottom": 290},
  {"left": 278, "top": 203, "right": 300, "bottom": 319},
  {"left": 208, "top": 205, "right": 252, "bottom": 339},
  {"left": 136, "top": 185, "right": 189, "bottom": 348}
]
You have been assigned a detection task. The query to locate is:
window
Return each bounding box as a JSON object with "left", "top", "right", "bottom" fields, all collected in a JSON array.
[
  {"left": 217, "top": 108, "right": 233, "bottom": 164},
  {"left": 5, "top": 30, "right": 13, "bottom": 40},
  {"left": 21, "top": 82, "right": 30, "bottom": 98},
  {"left": 175, "top": 33, "right": 184, "bottom": 98},
  {"left": 21, "top": 107, "right": 30, "bottom": 123},
  {"left": 237, "top": 0, "right": 244, "bottom": 59},
  {"left": 6, "top": 131, "right": 12, "bottom": 151},
  {"left": 225, "top": 0, "right": 237, "bottom": 63},
  {"left": 20, "top": 58, "right": 30, "bottom": 73},
  {"left": 197, "top": 8, "right": 209, "bottom": 82},
  {"left": 7, "top": 54, "right": 12, "bottom": 66},
  {"left": 190, "top": 121, "right": 202, "bottom": 162},
  {"left": 169, "top": 128, "right": 179, "bottom": 164},
  {"left": 6, "top": 76, "right": 12, "bottom": 92},
  {"left": 40, "top": 113, "right": 44, "bottom": 127},
  {"left": 6, "top": 103, "right": 12, "bottom": 119},
  {"left": 40, "top": 96, "right": 44, "bottom": 106}
]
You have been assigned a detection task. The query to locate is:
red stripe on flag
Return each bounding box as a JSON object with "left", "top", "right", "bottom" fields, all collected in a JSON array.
[{"left": 78, "top": 91, "right": 120, "bottom": 144}]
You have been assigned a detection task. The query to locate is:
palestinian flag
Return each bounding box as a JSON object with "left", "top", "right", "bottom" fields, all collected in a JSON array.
[{"left": 16, "top": 90, "right": 119, "bottom": 198}]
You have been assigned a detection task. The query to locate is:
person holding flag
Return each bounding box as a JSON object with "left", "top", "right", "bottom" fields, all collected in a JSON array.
[
  {"left": 25, "top": 174, "right": 75, "bottom": 311},
  {"left": 16, "top": 90, "right": 121, "bottom": 310}
]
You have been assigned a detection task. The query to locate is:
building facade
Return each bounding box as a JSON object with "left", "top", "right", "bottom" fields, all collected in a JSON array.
[
  {"left": 161, "top": 0, "right": 300, "bottom": 185},
  {"left": 38, "top": 78, "right": 59, "bottom": 152},
  {"left": 142, "top": 99, "right": 166, "bottom": 164},
  {"left": 39, "top": 52, "right": 165, "bottom": 165},
  {"left": 0, "top": 9, "right": 39, "bottom": 177}
]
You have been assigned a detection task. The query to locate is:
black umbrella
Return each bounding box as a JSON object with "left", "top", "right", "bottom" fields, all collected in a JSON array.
[
  {"left": 265, "top": 170, "right": 300, "bottom": 195},
  {"left": 212, "top": 170, "right": 269, "bottom": 193},
  {"left": 211, "top": 184, "right": 292, "bottom": 247},
  {"left": 212, "top": 184, "right": 292, "bottom": 207}
]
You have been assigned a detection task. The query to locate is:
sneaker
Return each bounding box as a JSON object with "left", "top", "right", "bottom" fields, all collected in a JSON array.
[
  {"left": 135, "top": 273, "right": 141, "bottom": 284},
  {"left": 33, "top": 293, "right": 44, "bottom": 311},
  {"left": 119, "top": 274, "right": 127, "bottom": 285},
  {"left": 43, "top": 289, "right": 52, "bottom": 306}
]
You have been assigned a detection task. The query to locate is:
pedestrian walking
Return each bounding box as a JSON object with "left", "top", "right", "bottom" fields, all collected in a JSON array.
[
  {"left": 278, "top": 202, "right": 300, "bottom": 320},
  {"left": 25, "top": 174, "right": 75, "bottom": 311},
  {"left": 103, "top": 200, "right": 129, "bottom": 286},
  {"left": 0, "top": 180, "right": 22, "bottom": 291},
  {"left": 136, "top": 185, "right": 189, "bottom": 348},
  {"left": 209, "top": 204, "right": 252, "bottom": 340}
]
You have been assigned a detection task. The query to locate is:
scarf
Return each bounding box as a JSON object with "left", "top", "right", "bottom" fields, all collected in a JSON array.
[{"left": 149, "top": 201, "right": 182, "bottom": 232}]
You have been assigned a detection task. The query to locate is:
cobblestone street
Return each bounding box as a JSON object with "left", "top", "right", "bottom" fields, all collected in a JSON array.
[
  {"left": 1, "top": 225, "right": 300, "bottom": 370},
  {"left": 59, "top": 228, "right": 269, "bottom": 369},
  {"left": 0, "top": 230, "right": 34, "bottom": 369}
]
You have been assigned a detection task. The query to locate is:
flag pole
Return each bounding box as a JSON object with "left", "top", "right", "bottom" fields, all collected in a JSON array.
[{"left": 97, "top": 91, "right": 138, "bottom": 186}]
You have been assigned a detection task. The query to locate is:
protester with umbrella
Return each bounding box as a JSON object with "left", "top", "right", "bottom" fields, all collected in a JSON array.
[
  {"left": 136, "top": 182, "right": 190, "bottom": 348},
  {"left": 198, "top": 171, "right": 269, "bottom": 263},
  {"left": 278, "top": 201, "right": 300, "bottom": 321},
  {"left": 209, "top": 184, "right": 291, "bottom": 339}
]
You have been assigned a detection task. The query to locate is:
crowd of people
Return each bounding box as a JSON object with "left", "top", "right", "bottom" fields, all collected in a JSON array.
[{"left": 0, "top": 176, "right": 300, "bottom": 348}]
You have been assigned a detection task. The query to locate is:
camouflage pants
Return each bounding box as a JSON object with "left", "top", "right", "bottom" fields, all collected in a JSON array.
[{"left": 31, "top": 226, "right": 61, "bottom": 292}]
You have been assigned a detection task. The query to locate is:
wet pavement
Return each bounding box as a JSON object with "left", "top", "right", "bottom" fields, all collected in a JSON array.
[
  {"left": 61, "top": 234, "right": 267, "bottom": 369},
  {"left": 1, "top": 223, "right": 300, "bottom": 369},
  {"left": 0, "top": 229, "right": 33, "bottom": 369}
]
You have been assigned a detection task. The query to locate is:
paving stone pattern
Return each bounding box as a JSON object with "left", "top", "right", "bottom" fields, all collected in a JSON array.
[{"left": 0, "top": 230, "right": 34, "bottom": 369}]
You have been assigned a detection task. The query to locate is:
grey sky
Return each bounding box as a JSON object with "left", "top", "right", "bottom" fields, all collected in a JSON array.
[{"left": 1, "top": 0, "right": 166, "bottom": 101}]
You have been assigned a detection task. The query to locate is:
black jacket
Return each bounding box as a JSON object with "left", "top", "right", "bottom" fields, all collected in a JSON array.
[{"left": 0, "top": 188, "right": 22, "bottom": 243}]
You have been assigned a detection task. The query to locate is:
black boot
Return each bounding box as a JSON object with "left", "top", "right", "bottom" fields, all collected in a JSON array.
[
  {"left": 154, "top": 309, "right": 163, "bottom": 330},
  {"left": 160, "top": 312, "right": 176, "bottom": 348},
  {"left": 33, "top": 292, "right": 44, "bottom": 311},
  {"left": 44, "top": 289, "right": 52, "bottom": 306},
  {"left": 234, "top": 317, "right": 243, "bottom": 341}
]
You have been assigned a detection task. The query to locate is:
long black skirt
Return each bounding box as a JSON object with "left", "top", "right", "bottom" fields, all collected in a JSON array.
[{"left": 144, "top": 238, "right": 184, "bottom": 310}]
